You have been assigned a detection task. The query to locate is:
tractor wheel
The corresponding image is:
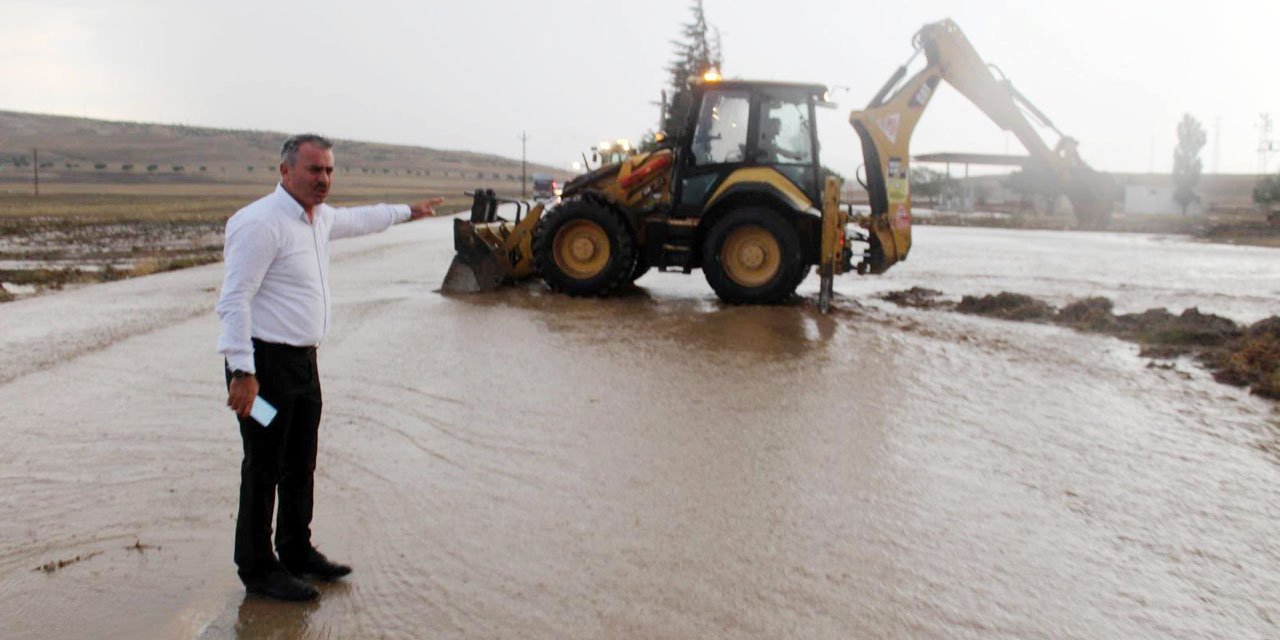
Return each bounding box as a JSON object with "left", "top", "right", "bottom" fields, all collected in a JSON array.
[
  {"left": 533, "top": 198, "right": 636, "bottom": 296},
  {"left": 630, "top": 253, "right": 652, "bottom": 283},
  {"left": 789, "top": 261, "right": 812, "bottom": 293},
  {"left": 702, "top": 207, "right": 803, "bottom": 304}
]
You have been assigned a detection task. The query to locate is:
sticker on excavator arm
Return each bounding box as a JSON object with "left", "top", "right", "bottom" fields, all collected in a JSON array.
[
  {"left": 886, "top": 156, "right": 909, "bottom": 203},
  {"left": 887, "top": 178, "right": 909, "bottom": 203},
  {"left": 893, "top": 205, "right": 912, "bottom": 230},
  {"left": 876, "top": 113, "right": 900, "bottom": 143},
  {"left": 909, "top": 78, "right": 940, "bottom": 109}
]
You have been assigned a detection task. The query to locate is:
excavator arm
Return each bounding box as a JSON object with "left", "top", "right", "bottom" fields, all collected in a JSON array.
[{"left": 849, "top": 18, "right": 1114, "bottom": 245}]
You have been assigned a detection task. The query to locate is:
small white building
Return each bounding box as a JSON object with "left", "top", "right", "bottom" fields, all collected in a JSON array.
[{"left": 1124, "top": 184, "right": 1204, "bottom": 215}]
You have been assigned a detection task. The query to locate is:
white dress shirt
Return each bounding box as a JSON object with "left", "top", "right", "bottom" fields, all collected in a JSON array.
[{"left": 216, "top": 183, "right": 411, "bottom": 373}]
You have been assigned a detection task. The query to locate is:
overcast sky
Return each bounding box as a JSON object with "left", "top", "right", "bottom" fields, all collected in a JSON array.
[{"left": 3, "top": 0, "right": 1277, "bottom": 176}]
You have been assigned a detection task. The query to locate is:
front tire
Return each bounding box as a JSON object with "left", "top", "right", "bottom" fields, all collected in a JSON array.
[
  {"left": 630, "top": 253, "right": 651, "bottom": 283},
  {"left": 533, "top": 198, "right": 636, "bottom": 296},
  {"left": 702, "top": 207, "right": 803, "bottom": 304}
]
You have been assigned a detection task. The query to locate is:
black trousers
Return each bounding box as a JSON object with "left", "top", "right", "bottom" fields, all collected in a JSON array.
[{"left": 226, "top": 338, "right": 323, "bottom": 578}]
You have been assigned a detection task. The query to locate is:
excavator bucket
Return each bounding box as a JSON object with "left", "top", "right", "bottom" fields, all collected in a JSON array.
[{"left": 440, "top": 189, "right": 544, "bottom": 294}]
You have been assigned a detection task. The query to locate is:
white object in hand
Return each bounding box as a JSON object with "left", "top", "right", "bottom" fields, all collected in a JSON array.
[{"left": 249, "top": 396, "right": 278, "bottom": 427}]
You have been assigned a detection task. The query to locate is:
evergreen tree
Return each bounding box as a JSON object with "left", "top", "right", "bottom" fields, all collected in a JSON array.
[
  {"left": 1172, "top": 114, "right": 1207, "bottom": 215},
  {"left": 661, "top": 0, "right": 723, "bottom": 140}
]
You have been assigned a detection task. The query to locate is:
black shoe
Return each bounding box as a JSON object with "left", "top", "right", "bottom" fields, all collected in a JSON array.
[
  {"left": 242, "top": 570, "right": 320, "bottom": 601},
  {"left": 282, "top": 548, "right": 352, "bottom": 581}
]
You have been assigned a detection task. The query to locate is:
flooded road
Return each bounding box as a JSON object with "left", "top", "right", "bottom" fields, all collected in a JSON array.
[{"left": 0, "top": 219, "right": 1277, "bottom": 638}]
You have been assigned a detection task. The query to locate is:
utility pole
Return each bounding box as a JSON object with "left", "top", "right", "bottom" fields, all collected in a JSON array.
[
  {"left": 1258, "top": 113, "right": 1277, "bottom": 175},
  {"left": 518, "top": 131, "right": 530, "bottom": 198},
  {"left": 33, "top": 148, "right": 39, "bottom": 198},
  {"left": 1212, "top": 116, "right": 1221, "bottom": 175}
]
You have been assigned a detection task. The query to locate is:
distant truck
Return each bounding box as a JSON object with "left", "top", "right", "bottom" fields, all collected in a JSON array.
[{"left": 532, "top": 173, "right": 559, "bottom": 199}]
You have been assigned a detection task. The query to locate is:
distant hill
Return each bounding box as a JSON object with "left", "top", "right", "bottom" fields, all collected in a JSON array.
[{"left": 0, "top": 110, "right": 569, "bottom": 186}]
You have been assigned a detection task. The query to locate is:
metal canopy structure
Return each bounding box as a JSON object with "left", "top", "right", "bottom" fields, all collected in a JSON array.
[
  {"left": 913, "top": 152, "right": 1031, "bottom": 167},
  {"left": 912, "top": 152, "right": 1032, "bottom": 181}
]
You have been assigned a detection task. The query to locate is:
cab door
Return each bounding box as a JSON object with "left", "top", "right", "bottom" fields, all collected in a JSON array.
[
  {"left": 747, "top": 89, "right": 822, "bottom": 205},
  {"left": 671, "top": 87, "right": 752, "bottom": 217}
]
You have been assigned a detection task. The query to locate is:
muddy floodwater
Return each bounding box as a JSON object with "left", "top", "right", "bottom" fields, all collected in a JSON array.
[{"left": 0, "top": 218, "right": 1277, "bottom": 639}]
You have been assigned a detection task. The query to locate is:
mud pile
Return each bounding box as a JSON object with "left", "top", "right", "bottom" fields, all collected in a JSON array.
[
  {"left": 1112, "top": 308, "right": 1241, "bottom": 358},
  {"left": 956, "top": 292, "right": 1055, "bottom": 321},
  {"left": 879, "top": 286, "right": 947, "bottom": 309},
  {"left": 1207, "top": 317, "right": 1280, "bottom": 398},
  {"left": 880, "top": 288, "right": 1280, "bottom": 399},
  {"left": 1056, "top": 297, "right": 1118, "bottom": 332}
]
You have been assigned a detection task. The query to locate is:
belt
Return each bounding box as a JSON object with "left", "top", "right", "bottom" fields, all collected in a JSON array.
[{"left": 252, "top": 338, "right": 317, "bottom": 355}]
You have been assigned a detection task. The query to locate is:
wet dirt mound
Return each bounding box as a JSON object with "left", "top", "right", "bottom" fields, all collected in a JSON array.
[
  {"left": 1208, "top": 317, "right": 1280, "bottom": 399},
  {"left": 956, "top": 292, "right": 1055, "bottom": 321},
  {"left": 1073, "top": 305, "right": 1273, "bottom": 399},
  {"left": 879, "top": 287, "right": 950, "bottom": 309},
  {"left": 1056, "top": 297, "right": 1118, "bottom": 332},
  {"left": 1115, "top": 308, "right": 1241, "bottom": 358},
  {"left": 903, "top": 288, "right": 1278, "bottom": 401}
]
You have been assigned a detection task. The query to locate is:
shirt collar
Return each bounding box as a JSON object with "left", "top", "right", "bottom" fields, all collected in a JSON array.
[{"left": 274, "top": 183, "right": 312, "bottom": 223}]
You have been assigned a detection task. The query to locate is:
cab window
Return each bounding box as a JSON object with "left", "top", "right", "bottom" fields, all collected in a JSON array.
[
  {"left": 691, "top": 90, "right": 750, "bottom": 165},
  {"left": 755, "top": 96, "right": 813, "bottom": 165}
]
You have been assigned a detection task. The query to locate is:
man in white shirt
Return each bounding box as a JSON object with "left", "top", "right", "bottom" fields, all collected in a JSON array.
[{"left": 216, "top": 133, "right": 442, "bottom": 601}]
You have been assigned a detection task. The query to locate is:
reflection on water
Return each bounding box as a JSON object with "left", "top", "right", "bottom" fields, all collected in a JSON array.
[
  {"left": 197, "top": 583, "right": 347, "bottom": 640},
  {"left": 451, "top": 280, "right": 849, "bottom": 360},
  {"left": 233, "top": 595, "right": 323, "bottom": 640}
]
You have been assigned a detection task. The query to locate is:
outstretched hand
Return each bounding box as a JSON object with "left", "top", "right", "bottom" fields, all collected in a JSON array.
[{"left": 409, "top": 197, "right": 445, "bottom": 221}]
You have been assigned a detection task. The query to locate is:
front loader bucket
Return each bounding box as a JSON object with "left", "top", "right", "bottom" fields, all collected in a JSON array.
[
  {"left": 440, "top": 189, "right": 545, "bottom": 295},
  {"left": 441, "top": 218, "right": 508, "bottom": 293}
]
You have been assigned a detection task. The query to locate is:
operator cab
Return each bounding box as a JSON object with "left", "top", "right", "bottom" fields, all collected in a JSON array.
[{"left": 672, "top": 80, "right": 827, "bottom": 217}]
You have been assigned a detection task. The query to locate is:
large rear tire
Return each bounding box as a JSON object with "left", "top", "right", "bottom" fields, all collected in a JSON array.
[
  {"left": 533, "top": 198, "right": 636, "bottom": 296},
  {"left": 630, "top": 253, "right": 651, "bottom": 283},
  {"left": 702, "top": 207, "right": 803, "bottom": 304}
]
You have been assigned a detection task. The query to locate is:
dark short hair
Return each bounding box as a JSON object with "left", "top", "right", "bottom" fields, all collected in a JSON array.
[{"left": 280, "top": 134, "right": 333, "bottom": 165}]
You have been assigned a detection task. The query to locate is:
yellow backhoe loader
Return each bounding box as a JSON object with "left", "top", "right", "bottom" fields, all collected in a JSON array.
[
  {"left": 444, "top": 78, "right": 869, "bottom": 312},
  {"left": 442, "top": 18, "right": 1112, "bottom": 311}
]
